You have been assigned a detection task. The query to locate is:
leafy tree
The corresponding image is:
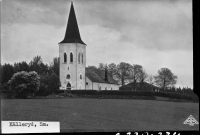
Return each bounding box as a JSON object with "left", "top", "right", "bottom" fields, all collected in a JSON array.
[
  {"left": 1, "top": 63, "right": 15, "bottom": 85},
  {"left": 14, "top": 61, "right": 29, "bottom": 72},
  {"left": 8, "top": 71, "right": 40, "bottom": 98},
  {"left": 154, "top": 68, "right": 178, "bottom": 90},
  {"left": 98, "top": 63, "right": 106, "bottom": 70},
  {"left": 37, "top": 73, "right": 60, "bottom": 96},
  {"left": 49, "top": 57, "right": 59, "bottom": 77},
  {"left": 107, "top": 63, "right": 117, "bottom": 77},
  {"left": 29, "top": 56, "right": 49, "bottom": 76},
  {"left": 47, "top": 73, "right": 60, "bottom": 94}
]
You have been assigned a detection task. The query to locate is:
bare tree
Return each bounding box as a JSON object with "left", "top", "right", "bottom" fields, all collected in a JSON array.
[
  {"left": 138, "top": 68, "right": 148, "bottom": 90},
  {"left": 154, "top": 68, "right": 178, "bottom": 90},
  {"left": 115, "top": 62, "right": 132, "bottom": 86},
  {"left": 147, "top": 75, "right": 155, "bottom": 91},
  {"left": 129, "top": 64, "right": 142, "bottom": 91}
]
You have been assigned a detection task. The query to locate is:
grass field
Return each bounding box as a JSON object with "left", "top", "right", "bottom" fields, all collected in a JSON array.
[{"left": 1, "top": 98, "right": 199, "bottom": 132}]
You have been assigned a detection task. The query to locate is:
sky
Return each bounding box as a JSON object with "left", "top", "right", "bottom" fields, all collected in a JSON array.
[{"left": 1, "top": 0, "right": 193, "bottom": 88}]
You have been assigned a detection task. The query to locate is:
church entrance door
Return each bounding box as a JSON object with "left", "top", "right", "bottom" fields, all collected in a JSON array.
[{"left": 67, "top": 83, "right": 71, "bottom": 90}]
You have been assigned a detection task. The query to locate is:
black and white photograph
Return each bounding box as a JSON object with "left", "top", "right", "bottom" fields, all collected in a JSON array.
[{"left": 1, "top": 0, "right": 199, "bottom": 133}]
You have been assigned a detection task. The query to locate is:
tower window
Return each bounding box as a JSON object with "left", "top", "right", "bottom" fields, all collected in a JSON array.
[
  {"left": 66, "top": 74, "right": 70, "bottom": 79},
  {"left": 70, "top": 52, "right": 73, "bottom": 63},
  {"left": 64, "top": 53, "right": 67, "bottom": 63},
  {"left": 82, "top": 53, "right": 83, "bottom": 63},
  {"left": 80, "top": 74, "right": 82, "bottom": 79},
  {"left": 78, "top": 53, "right": 80, "bottom": 63}
]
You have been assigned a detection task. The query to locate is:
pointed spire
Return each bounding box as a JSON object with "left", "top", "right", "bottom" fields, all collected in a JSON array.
[{"left": 60, "top": 2, "right": 86, "bottom": 45}]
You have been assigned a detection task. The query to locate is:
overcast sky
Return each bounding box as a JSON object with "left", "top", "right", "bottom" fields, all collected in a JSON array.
[{"left": 1, "top": 0, "right": 193, "bottom": 88}]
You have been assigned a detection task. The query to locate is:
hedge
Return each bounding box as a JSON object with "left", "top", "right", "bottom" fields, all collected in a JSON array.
[
  {"left": 64, "top": 90, "right": 193, "bottom": 100},
  {"left": 1, "top": 89, "right": 197, "bottom": 102}
]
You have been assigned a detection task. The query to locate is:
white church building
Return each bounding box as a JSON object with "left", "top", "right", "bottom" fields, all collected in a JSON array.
[{"left": 59, "top": 2, "right": 120, "bottom": 90}]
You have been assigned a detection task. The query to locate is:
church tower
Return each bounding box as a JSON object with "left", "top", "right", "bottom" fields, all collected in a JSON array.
[{"left": 59, "top": 2, "right": 86, "bottom": 90}]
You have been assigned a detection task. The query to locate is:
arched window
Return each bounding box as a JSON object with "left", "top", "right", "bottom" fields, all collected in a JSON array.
[
  {"left": 66, "top": 83, "right": 71, "bottom": 90},
  {"left": 80, "top": 74, "right": 82, "bottom": 79},
  {"left": 99, "top": 86, "right": 101, "bottom": 90},
  {"left": 66, "top": 74, "right": 70, "bottom": 79},
  {"left": 70, "top": 52, "right": 73, "bottom": 63},
  {"left": 64, "top": 53, "right": 67, "bottom": 63},
  {"left": 78, "top": 53, "right": 80, "bottom": 63},
  {"left": 111, "top": 87, "right": 112, "bottom": 90},
  {"left": 105, "top": 86, "right": 107, "bottom": 90},
  {"left": 82, "top": 53, "right": 83, "bottom": 63}
]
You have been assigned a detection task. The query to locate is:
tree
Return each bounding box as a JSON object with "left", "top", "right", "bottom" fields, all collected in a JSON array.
[
  {"left": 46, "top": 73, "right": 60, "bottom": 94},
  {"left": 29, "top": 56, "right": 49, "bottom": 76},
  {"left": 49, "top": 57, "right": 60, "bottom": 77},
  {"left": 147, "top": 75, "right": 155, "bottom": 91},
  {"left": 1, "top": 63, "right": 15, "bottom": 85},
  {"left": 115, "top": 62, "right": 132, "bottom": 86},
  {"left": 154, "top": 68, "right": 178, "bottom": 90},
  {"left": 98, "top": 63, "right": 106, "bottom": 70},
  {"left": 107, "top": 63, "right": 117, "bottom": 77},
  {"left": 14, "top": 61, "right": 29, "bottom": 72},
  {"left": 138, "top": 68, "right": 148, "bottom": 90},
  {"left": 37, "top": 73, "right": 60, "bottom": 96},
  {"left": 129, "top": 64, "right": 143, "bottom": 91},
  {"left": 8, "top": 71, "right": 40, "bottom": 98}
]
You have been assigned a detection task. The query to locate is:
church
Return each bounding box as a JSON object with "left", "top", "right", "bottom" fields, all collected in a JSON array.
[{"left": 59, "top": 2, "right": 120, "bottom": 90}]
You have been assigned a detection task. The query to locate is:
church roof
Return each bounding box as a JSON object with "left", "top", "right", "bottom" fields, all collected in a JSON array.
[
  {"left": 86, "top": 67, "right": 119, "bottom": 85},
  {"left": 59, "top": 2, "right": 86, "bottom": 45}
]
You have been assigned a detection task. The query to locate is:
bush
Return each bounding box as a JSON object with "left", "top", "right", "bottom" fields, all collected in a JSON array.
[
  {"left": 0, "top": 90, "right": 16, "bottom": 99},
  {"left": 8, "top": 71, "right": 40, "bottom": 98},
  {"left": 36, "top": 73, "right": 60, "bottom": 96}
]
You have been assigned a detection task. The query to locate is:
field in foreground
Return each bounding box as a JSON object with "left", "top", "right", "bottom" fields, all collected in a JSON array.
[{"left": 1, "top": 99, "right": 199, "bottom": 132}]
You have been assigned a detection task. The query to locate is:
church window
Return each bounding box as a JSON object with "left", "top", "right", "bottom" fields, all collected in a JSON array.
[
  {"left": 86, "top": 82, "right": 88, "bottom": 85},
  {"left": 78, "top": 53, "right": 80, "bottom": 63},
  {"left": 99, "top": 86, "right": 101, "bottom": 90},
  {"left": 70, "top": 52, "right": 73, "bottom": 63},
  {"left": 68, "top": 67, "right": 69, "bottom": 70},
  {"left": 66, "top": 74, "right": 70, "bottom": 79},
  {"left": 64, "top": 53, "right": 67, "bottom": 63},
  {"left": 80, "top": 74, "right": 82, "bottom": 79},
  {"left": 111, "top": 87, "right": 112, "bottom": 90},
  {"left": 105, "top": 86, "right": 107, "bottom": 90},
  {"left": 82, "top": 53, "right": 83, "bottom": 63}
]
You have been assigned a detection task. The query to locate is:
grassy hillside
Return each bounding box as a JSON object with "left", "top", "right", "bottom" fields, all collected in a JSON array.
[{"left": 2, "top": 99, "right": 199, "bottom": 132}]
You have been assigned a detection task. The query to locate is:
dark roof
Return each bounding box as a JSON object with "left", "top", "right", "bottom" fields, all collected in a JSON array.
[
  {"left": 86, "top": 67, "right": 119, "bottom": 85},
  {"left": 59, "top": 2, "right": 86, "bottom": 45}
]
